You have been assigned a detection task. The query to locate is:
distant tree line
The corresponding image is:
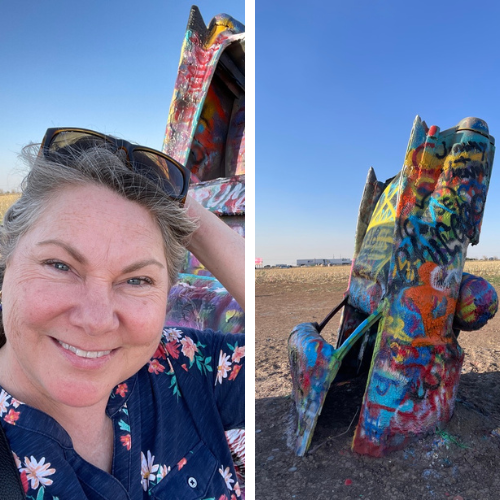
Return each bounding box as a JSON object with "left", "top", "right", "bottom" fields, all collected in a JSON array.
[
  {"left": 466, "top": 256, "right": 499, "bottom": 261},
  {"left": 0, "top": 189, "right": 21, "bottom": 195}
]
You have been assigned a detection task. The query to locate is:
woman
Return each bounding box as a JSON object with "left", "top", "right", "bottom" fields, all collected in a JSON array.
[{"left": 0, "top": 128, "right": 245, "bottom": 499}]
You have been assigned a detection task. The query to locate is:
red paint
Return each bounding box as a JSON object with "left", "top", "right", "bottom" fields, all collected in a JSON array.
[
  {"left": 412, "top": 142, "right": 436, "bottom": 167},
  {"left": 428, "top": 125, "right": 438, "bottom": 137},
  {"left": 366, "top": 402, "right": 398, "bottom": 413}
]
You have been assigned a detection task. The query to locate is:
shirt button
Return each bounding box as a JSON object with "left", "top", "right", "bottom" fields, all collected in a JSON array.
[{"left": 188, "top": 477, "right": 197, "bottom": 488}]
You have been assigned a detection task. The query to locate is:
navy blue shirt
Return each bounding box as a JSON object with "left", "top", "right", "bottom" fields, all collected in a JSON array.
[{"left": 0, "top": 327, "right": 245, "bottom": 499}]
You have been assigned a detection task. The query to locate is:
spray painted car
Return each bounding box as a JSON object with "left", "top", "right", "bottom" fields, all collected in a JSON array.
[
  {"left": 163, "top": 6, "right": 245, "bottom": 335},
  {"left": 161, "top": 5, "right": 245, "bottom": 488},
  {"left": 289, "top": 116, "right": 498, "bottom": 457}
]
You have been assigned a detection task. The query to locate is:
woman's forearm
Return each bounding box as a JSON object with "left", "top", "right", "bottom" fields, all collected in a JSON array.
[{"left": 185, "top": 196, "right": 245, "bottom": 311}]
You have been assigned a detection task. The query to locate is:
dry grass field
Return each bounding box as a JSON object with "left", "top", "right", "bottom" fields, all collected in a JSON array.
[
  {"left": 0, "top": 193, "right": 20, "bottom": 221},
  {"left": 256, "top": 260, "right": 500, "bottom": 288},
  {"left": 256, "top": 265, "right": 351, "bottom": 285}
]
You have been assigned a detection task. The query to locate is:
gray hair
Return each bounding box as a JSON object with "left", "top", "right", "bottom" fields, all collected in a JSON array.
[{"left": 0, "top": 143, "right": 197, "bottom": 346}]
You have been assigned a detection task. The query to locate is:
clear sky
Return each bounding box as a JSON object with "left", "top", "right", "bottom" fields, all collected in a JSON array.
[
  {"left": 256, "top": 0, "right": 500, "bottom": 265},
  {"left": 0, "top": 0, "right": 245, "bottom": 191}
]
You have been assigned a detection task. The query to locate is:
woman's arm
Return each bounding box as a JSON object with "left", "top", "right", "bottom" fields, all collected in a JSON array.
[{"left": 185, "top": 196, "right": 245, "bottom": 311}]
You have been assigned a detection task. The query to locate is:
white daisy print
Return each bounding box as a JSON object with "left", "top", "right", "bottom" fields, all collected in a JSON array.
[
  {"left": 219, "top": 465, "right": 235, "bottom": 490},
  {"left": 141, "top": 450, "right": 159, "bottom": 491},
  {"left": 21, "top": 456, "right": 56, "bottom": 489},
  {"left": 216, "top": 351, "right": 232, "bottom": 385}
]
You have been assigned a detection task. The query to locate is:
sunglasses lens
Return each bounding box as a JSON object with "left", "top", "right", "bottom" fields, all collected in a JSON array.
[
  {"left": 133, "top": 149, "right": 186, "bottom": 198},
  {"left": 46, "top": 130, "right": 110, "bottom": 155}
]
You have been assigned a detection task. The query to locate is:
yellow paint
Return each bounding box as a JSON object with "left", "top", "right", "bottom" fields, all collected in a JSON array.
[
  {"left": 392, "top": 257, "right": 418, "bottom": 284},
  {"left": 205, "top": 20, "right": 235, "bottom": 47},
  {"left": 442, "top": 151, "right": 485, "bottom": 170},
  {"left": 366, "top": 191, "right": 397, "bottom": 232},
  {"left": 457, "top": 301, "right": 476, "bottom": 323},
  {"left": 403, "top": 147, "right": 443, "bottom": 171},
  {"left": 200, "top": 90, "right": 218, "bottom": 121},
  {"left": 390, "top": 341, "right": 405, "bottom": 363},
  {"left": 385, "top": 315, "right": 413, "bottom": 343}
]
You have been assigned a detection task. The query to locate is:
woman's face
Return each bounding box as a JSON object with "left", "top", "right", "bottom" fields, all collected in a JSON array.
[{"left": 1, "top": 184, "right": 170, "bottom": 411}]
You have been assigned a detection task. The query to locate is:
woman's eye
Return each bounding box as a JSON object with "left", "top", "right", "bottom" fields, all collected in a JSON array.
[
  {"left": 127, "top": 277, "right": 153, "bottom": 286},
  {"left": 45, "top": 260, "right": 70, "bottom": 272}
]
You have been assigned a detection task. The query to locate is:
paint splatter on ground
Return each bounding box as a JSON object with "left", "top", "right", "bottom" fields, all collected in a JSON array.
[{"left": 256, "top": 266, "right": 500, "bottom": 499}]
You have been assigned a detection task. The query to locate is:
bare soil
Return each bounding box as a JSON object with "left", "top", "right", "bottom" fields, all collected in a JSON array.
[{"left": 256, "top": 268, "right": 500, "bottom": 500}]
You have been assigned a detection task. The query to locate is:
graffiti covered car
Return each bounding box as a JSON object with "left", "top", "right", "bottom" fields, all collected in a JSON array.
[{"left": 289, "top": 116, "right": 498, "bottom": 457}]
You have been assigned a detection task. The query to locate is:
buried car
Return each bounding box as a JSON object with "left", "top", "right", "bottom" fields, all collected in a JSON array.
[{"left": 289, "top": 116, "right": 498, "bottom": 457}]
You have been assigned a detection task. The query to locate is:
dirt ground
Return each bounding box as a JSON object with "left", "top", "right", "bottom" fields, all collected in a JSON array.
[{"left": 255, "top": 267, "right": 500, "bottom": 500}]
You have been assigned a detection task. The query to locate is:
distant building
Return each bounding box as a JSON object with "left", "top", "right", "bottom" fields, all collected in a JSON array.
[
  {"left": 297, "top": 259, "right": 328, "bottom": 266},
  {"left": 330, "top": 258, "right": 352, "bottom": 266},
  {"left": 296, "top": 258, "right": 351, "bottom": 266}
]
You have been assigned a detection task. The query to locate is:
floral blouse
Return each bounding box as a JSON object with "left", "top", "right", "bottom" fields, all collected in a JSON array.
[{"left": 0, "top": 327, "right": 245, "bottom": 499}]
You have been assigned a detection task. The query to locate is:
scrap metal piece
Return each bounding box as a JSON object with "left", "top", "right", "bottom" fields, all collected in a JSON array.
[{"left": 289, "top": 304, "right": 384, "bottom": 455}]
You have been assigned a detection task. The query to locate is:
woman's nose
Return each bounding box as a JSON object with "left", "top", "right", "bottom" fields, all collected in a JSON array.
[{"left": 69, "top": 282, "right": 119, "bottom": 335}]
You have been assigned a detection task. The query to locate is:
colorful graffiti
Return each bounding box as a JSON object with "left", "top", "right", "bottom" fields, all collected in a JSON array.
[
  {"left": 182, "top": 175, "right": 245, "bottom": 275},
  {"left": 166, "top": 273, "right": 244, "bottom": 334},
  {"left": 289, "top": 305, "right": 384, "bottom": 456},
  {"left": 289, "top": 116, "right": 497, "bottom": 458},
  {"left": 163, "top": 5, "right": 245, "bottom": 280},
  {"left": 353, "top": 116, "right": 496, "bottom": 456},
  {"left": 162, "top": 6, "right": 246, "bottom": 492},
  {"left": 349, "top": 175, "right": 400, "bottom": 315},
  {"left": 454, "top": 273, "right": 498, "bottom": 331},
  {"left": 188, "top": 89, "right": 245, "bottom": 181},
  {"left": 162, "top": 7, "right": 245, "bottom": 177},
  {"left": 188, "top": 175, "right": 245, "bottom": 216}
]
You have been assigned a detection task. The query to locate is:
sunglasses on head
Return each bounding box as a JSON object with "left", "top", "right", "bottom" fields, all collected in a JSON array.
[{"left": 40, "top": 128, "right": 191, "bottom": 203}]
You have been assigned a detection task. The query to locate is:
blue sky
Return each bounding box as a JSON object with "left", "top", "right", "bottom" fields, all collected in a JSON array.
[
  {"left": 0, "top": 0, "right": 245, "bottom": 191},
  {"left": 256, "top": 0, "right": 500, "bottom": 264}
]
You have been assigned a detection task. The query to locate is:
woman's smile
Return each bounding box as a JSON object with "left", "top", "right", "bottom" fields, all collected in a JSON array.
[
  {"left": 51, "top": 337, "right": 118, "bottom": 370},
  {"left": 57, "top": 339, "right": 112, "bottom": 359},
  {"left": 58, "top": 340, "right": 111, "bottom": 358}
]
